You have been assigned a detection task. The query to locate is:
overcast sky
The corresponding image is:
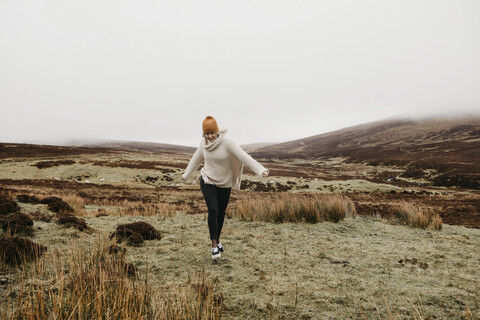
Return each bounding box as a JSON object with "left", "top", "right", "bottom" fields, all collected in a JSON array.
[{"left": 1, "top": 1, "right": 479, "bottom": 147}]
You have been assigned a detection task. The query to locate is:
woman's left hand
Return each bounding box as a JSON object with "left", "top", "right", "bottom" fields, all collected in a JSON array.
[{"left": 262, "top": 170, "right": 269, "bottom": 178}]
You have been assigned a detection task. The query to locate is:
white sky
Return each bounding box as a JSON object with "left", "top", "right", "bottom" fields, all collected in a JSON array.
[{"left": 1, "top": 0, "right": 479, "bottom": 147}]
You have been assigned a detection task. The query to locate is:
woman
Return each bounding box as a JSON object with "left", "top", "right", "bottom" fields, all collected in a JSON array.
[{"left": 182, "top": 116, "right": 269, "bottom": 259}]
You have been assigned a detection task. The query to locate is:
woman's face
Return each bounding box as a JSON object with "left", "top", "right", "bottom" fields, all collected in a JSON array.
[{"left": 205, "top": 132, "right": 218, "bottom": 143}]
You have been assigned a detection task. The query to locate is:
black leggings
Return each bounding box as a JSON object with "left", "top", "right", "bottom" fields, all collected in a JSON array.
[{"left": 200, "top": 178, "right": 231, "bottom": 241}]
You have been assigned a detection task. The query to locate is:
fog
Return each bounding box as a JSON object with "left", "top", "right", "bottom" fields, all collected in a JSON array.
[{"left": 1, "top": 1, "right": 479, "bottom": 146}]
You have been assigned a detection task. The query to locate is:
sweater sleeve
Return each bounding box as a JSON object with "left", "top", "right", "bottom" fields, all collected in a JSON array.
[
  {"left": 181, "top": 143, "right": 204, "bottom": 180},
  {"left": 223, "top": 138, "right": 268, "bottom": 176}
]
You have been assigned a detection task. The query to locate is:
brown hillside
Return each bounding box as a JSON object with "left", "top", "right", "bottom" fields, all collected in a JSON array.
[
  {"left": 0, "top": 141, "right": 195, "bottom": 159},
  {"left": 252, "top": 116, "right": 480, "bottom": 189},
  {"left": 77, "top": 140, "right": 196, "bottom": 154}
]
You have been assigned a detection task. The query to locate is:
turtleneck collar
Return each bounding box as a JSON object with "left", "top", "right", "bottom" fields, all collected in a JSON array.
[{"left": 203, "top": 128, "right": 227, "bottom": 151}]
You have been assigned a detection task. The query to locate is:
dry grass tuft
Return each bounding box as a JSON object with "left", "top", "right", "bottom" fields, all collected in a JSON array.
[
  {"left": 62, "top": 192, "right": 86, "bottom": 211},
  {"left": 232, "top": 193, "right": 356, "bottom": 223},
  {"left": 155, "top": 270, "right": 223, "bottom": 320},
  {"left": 393, "top": 201, "right": 442, "bottom": 230},
  {"left": 1, "top": 235, "right": 222, "bottom": 320}
]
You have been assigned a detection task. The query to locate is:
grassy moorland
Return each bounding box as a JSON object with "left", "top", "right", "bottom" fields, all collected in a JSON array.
[
  {"left": 1, "top": 192, "right": 479, "bottom": 319},
  {"left": 0, "top": 142, "right": 479, "bottom": 319}
]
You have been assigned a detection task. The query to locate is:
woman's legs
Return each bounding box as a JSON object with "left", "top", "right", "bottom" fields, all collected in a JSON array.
[
  {"left": 216, "top": 186, "right": 231, "bottom": 241},
  {"left": 200, "top": 179, "right": 231, "bottom": 246}
]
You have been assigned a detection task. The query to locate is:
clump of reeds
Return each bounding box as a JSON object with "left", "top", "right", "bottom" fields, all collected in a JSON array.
[
  {"left": 1, "top": 234, "right": 222, "bottom": 320},
  {"left": 62, "top": 192, "right": 86, "bottom": 211},
  {"left": 393, "top": 201, "right": 442, "bottom": 230},
  {"left": 232, "top": 193, "right": 356, "bottom": 223}
]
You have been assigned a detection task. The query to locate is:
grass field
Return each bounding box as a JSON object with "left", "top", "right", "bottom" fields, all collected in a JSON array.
[
  {"left": 2, "top": 208, "right": 479, "bottom": 319},
  {"left": 1, "top": 148, "right": 479, "bottom": 319}
]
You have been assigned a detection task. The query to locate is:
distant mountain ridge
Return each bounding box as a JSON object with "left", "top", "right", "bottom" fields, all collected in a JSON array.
[
  {"left": 252, "top": 116, "right": 480, "bottom": 160},
  {"left": 73, "top": 139, "right": 196, "bottom": 154}
]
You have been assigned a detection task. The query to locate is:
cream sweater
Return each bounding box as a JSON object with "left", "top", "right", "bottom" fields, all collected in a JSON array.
[{"left": 181, "top": 130, "right": 268, "bottom": 190}]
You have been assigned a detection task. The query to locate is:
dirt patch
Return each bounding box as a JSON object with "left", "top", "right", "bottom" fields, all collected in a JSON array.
[
  {"left": 0, "top": 213, "right": 34, "bottom": 235},
  {"left": 0, "top": 236, "right": 47, "bottom": 265},
  {"left": 16, "top": 194, "right": 40, "bottom": 204},
  {"left": 56, "top": 212, "right": 89, "bottom": 231},
  {"left": 40, "top": 197, "right": 74, "bottom": 213},
  {"left": 110, "top": 222, "right": 161, "bottom": 245},
  {"left": 33, "top": 160, "right": 76, "bottom": 169},
  {"left": 398, "top": 258, "right": 429, "bottom": 269}
]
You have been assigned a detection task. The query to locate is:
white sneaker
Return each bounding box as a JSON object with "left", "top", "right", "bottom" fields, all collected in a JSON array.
[
  {"left": 217, "top": 242, "right": 224, "bottom": 253},
  {"left": 211, "top": 247, "right": 221, "bottom": 259}
]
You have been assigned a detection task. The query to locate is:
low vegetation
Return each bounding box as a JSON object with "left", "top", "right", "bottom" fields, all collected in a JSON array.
[
  {"left": 393, "top": 201, "right": 442, "bottom": 230},
  {"left": 232, "top": 193, "right": 356, "bottom": 223},
  {"left": 0, "top": 235, "right": 222, "bottom": 320}
]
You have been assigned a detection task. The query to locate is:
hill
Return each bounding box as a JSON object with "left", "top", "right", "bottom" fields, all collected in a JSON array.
[
  {"left": 0, "top": 141, "right": 196, "bottom": 160},
  {"left": 68, "top": 139, "right": 196, "bottom": 154},
  {"left": 252, "top": 116, "right": 480, "bottom": 189}
]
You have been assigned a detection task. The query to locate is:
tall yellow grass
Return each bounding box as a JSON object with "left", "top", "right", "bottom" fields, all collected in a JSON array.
[
  {"left": 63, "top": 192, "right": 86, "bottom": 211},
  {"left": 232, "top": 193, "right": 356, "bottom": 223},
  {"left": 393, "top": 202, "right": 442, "bottom": 230},
  {"left": 1, "top": 234, "right": 222, "bottom": 320}
]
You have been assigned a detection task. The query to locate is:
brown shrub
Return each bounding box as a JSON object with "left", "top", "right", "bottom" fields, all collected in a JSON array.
[
  {"left": 126, "top": 233, "right": 144, "bottom": 247},
  {"left": 40, "top": 197, "right": 64, "bottom": 204},
  {"left": 16, "top": 194, "right": 40, "bottom": 204},
  {"left": 43, "top": 197, "right": 74, "bottom": 213},
  {"left": 110, "top": 222, "right": 161, "bottom": 242},
  {"left": 0, "top": 190, "right": 20, "bottom": 216},
  {"left": 0, "top": 236, "right": 47, "bottom": 265},
  {"left": 0, "top": 213, "right": 34, "bottom": 235},
  {"left": 33, "top": 159, "right": 75, "bottom": 169},
  {"left": 56, "top": 212, "right": 89, "bottom": 231}
]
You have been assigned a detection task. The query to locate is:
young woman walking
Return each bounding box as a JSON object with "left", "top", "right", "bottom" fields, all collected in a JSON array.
[{"left": 182, "top": 116, "right": 269, "bottom": 259}]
